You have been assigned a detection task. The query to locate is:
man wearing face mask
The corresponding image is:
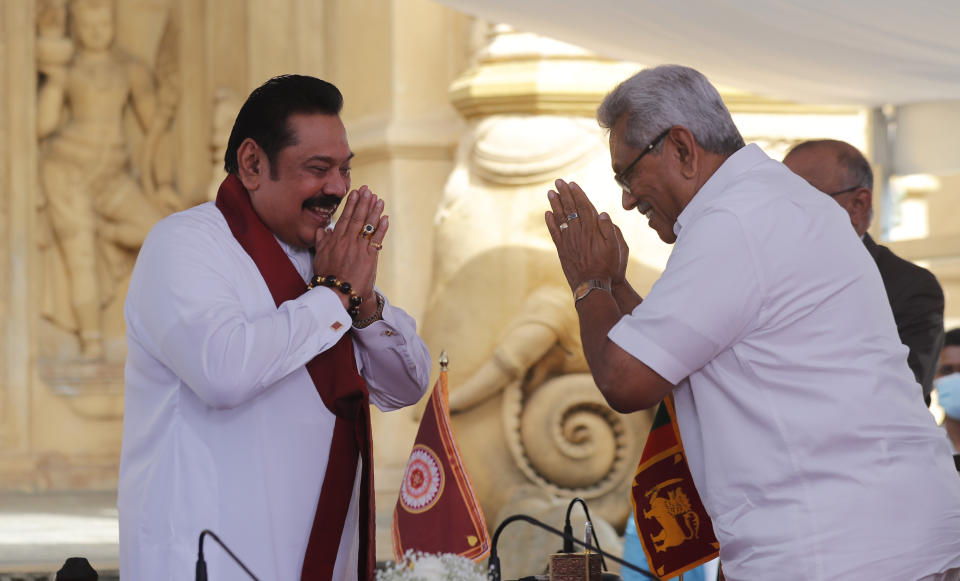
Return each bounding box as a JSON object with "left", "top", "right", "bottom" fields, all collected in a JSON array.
[
  {"left": 936, "top": 328, "right": 960, "bottom": 452},
  {"left": 118, "top": 75, "right": 430, "bottom": 581}
]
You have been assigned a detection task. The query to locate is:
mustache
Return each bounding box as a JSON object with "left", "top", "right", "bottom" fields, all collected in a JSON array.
[{"left": 302, "top": 194, "right": 343, "bottom": 211}]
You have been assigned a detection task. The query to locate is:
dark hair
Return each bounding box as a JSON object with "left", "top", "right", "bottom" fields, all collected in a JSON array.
[
  {"left": 946, "top": 328, "right": 960, "bottom": 348},
  {"left": 224, "top": 75, "right": 343, "bottom": 177}
]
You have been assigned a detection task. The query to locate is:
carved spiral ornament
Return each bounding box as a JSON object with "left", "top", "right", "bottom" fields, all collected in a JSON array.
[{"left": 503, "top": 373, "right": 640, "bottom": 498}]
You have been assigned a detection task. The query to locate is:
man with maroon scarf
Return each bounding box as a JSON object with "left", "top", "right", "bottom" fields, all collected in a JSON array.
[{"left": 118, "top": 75, "right": 430, "bottom": 581}]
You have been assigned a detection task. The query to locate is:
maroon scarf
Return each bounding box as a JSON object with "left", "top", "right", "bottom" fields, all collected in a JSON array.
[{"left": 216, "top": 174, "right": 375, "bottom": 580}]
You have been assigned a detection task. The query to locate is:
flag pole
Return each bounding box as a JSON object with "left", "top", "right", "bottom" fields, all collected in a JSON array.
[
  {"left": 439, "top": 350, "right": 449, "bottom": 400},
  {"left": 392, "top": 348, "right": 492, "bottom": 563}
]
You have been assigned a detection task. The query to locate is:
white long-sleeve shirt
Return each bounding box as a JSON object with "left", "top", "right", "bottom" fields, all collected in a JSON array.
[
  {"left": 118, "top": 202, "right": 430, "bottom": 581},
  {"left": 610, "top": 145, "right": 960, "bottom": 580}
]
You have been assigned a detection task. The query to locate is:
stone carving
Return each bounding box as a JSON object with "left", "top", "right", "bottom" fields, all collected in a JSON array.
[
  {"left": 35, "top": 0, "right": 179, "bottom": 359},
  {"left": 207, "top": 88, "right": 242, "bottom": 200},
  {"left": 422, "top": 113, "right": 664, "bottom": 575}
]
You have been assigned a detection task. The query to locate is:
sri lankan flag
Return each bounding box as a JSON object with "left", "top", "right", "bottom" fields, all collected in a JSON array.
[
  {"left": 630, "top": 396, "right": 718, "bottom": 579},
  {"left": 391, "top": 356, "right": 490, "bottom": 561}
]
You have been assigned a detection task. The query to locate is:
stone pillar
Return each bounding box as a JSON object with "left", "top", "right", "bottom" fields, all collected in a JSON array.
[
  {"left": 0, "top": 0, "right": 38, "bottom": 486},
  {"left": 328, "top": 0, "right": 473, "bottom": 322}
]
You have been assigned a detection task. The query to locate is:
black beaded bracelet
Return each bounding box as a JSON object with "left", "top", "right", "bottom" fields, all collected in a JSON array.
[{"left": 308, "top": 274, "right": 362, "bottom": 318}]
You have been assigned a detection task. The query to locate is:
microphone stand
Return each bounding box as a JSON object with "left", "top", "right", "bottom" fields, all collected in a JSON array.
[
  {"left": 489, "top": 514, "right": 658, "bottom": 581},
  {"left": 196, "top": 529, "right": 261, "bottom": 581},
  {"left": 563, "top": 497, "right": 607, "bottom": 571}
]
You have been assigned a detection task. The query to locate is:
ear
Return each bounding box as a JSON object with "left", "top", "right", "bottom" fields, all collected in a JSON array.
[
  {"left": 236, "top": 138, "right": 266, "bottom": 191},
  {"left": 850, "top": 187, "right": 874, "bottom": 227},
  {"left": 669, "top": 126, "right": 700, "bottom": 179}
]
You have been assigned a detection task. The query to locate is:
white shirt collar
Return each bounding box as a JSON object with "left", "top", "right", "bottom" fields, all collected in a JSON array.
[{"left": 674, "top": 143, "right": 769, "bottom": 237}]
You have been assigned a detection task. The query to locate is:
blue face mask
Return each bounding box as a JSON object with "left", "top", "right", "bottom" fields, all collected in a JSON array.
[{"left": 936, "top": 373, "right": 960, "bottom": 420}]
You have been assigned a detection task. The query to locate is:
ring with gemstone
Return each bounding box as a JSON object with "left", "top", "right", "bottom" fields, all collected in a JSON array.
[
  {"left": 566, "top": 212, "right": 579, "bottom": 222},
  {"left": 360, "top": 224, "right": 376, "bottom": 239}
]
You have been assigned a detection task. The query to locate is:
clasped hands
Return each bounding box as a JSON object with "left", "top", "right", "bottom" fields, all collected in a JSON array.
[
  {"left": 544, "top": 179, "right": 629, "bottom": 296},
  {"left": 312, "top": 185, "right": 387, "bottom": 319}
]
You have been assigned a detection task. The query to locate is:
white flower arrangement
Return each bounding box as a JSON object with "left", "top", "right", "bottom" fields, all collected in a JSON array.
[{"left": 376, "top": 550, "right": 490, "bottom": 581}]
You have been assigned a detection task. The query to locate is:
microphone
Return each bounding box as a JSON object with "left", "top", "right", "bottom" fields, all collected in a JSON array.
[
  {"left": 488, "top": 513, "right": 658, "bottom": 581},
  {"left": 196, "top": 529, "right": 261, "bottom": 581},
  {"left": 562, "top": 497, "right": 607, "bottom": 572}
]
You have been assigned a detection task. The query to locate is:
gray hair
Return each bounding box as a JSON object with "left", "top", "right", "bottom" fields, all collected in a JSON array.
[{"left": 597, "top": 65, "right": 744, "bottom": 156}]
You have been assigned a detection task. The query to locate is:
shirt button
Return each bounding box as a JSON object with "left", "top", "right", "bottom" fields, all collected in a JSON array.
[{"left": 383, "top": 330, "right": 394, "bottom": 336}]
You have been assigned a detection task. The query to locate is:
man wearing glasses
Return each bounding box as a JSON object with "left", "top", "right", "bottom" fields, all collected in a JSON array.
[
  {"left": 545, "top": 64, "right": 960, "bottom": 580},
  {"left": 783, "top": 139, "right": 945, "bottom": 405}
]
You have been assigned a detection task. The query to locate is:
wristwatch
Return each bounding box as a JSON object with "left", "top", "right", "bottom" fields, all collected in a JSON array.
[{"left": 573, "top": 279, "right": 611, "bottom": 303}]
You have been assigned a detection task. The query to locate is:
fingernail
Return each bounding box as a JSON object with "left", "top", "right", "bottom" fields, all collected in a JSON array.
[
  {"left": 548, "top": 191, "right": 556, "bottom": 199},
  {"left": 599, "top": 212, "right": 610, "bottom": 220}
]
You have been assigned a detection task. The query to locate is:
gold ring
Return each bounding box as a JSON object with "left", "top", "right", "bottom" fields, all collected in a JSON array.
[
  {"left": 368, "top": 241, "right": 383, "bottom": 250},
  {"left": 361, "top": 224, "right": 376, "bottom": 239}
]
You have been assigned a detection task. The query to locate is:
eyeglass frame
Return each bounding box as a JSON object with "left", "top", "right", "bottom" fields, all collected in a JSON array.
[
  {"left": 614, "top": 128, "right": 672, "bottom": 192},
  {"left": 825, "top": 184, "right": 866, "bottom": 197}
]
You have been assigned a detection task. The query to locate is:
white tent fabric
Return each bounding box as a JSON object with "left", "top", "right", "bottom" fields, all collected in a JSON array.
[{"left": 437, "top": 0, "right": 960, "bottom": 106}]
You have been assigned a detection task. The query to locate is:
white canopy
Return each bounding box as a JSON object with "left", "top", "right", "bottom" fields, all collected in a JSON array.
[{"left": 437, "top": 0, "right": 960, "bottom": 106}]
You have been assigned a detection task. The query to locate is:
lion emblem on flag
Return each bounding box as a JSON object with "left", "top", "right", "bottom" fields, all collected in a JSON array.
[{"left": 644, "top": 478, "right": 701, "bottom": 552}]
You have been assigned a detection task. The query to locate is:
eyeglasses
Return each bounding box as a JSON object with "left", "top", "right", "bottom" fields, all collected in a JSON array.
[
  {"left": 826, "top": 185, "right": 862, "bottom": 197},
  {"left": 614, "top": 128, "right": 671, "bottom": 193}
]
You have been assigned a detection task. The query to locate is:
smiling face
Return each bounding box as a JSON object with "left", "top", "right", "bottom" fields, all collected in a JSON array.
[
  {"left": 610, "top": 116, "right": 687, "bottom": 244},
  {"left": 247, "top": 113, "right": 353, "bottom": 249}
]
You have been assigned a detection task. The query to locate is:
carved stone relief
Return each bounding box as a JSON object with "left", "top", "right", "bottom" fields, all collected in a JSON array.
[
  {"left": 206, "top": 87, "right": 242, "bottom": 200},
  {"left": 417, "top": 26, "right": 682, "bottom": 576},
  {"left": 422, "top": 111, "right": 665, "bottom": 577},
  {"left": 35, "top": 0, "right": 180, "bottom": 365}
]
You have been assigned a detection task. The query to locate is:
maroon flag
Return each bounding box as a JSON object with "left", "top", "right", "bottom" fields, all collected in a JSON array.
[
  {"left": 631, "top": 396, "right": 718, "bottom": 579},
  {"left": 392, "top": 358, "right": 490, "bottom": 561}
]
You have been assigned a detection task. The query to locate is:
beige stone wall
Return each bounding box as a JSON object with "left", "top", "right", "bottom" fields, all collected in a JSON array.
[
  {"left": 1, "top": 0, "right": 473, "bottom": 497},
  {"left": 1, "top": 0, "right": 40, "bottom": 487}
]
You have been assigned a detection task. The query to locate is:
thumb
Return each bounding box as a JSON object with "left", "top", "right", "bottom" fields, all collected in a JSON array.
[
  {"left": 597, "top": 212, "right": 616, "bottom": 239},
  {"left": 314, "top": 226, "right": 328, "bottom": 249}
]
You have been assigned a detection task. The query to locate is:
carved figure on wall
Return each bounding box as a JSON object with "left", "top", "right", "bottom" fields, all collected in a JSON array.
[
  {"left": 207, "top": 88, "right": 242, "bottom": 200},
  {"left": 421, "top": 114, "right": 666, "bottom": 578},
  {"left": 35, "top": 0, "right": 179, "bottom": 359}
]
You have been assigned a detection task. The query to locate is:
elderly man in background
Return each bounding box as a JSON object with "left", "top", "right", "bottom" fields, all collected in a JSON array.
[
  {"left": 783, "top": 139, "right": 945, "bottom": 405},
  {"left": 545, "top": 64, "right": 960, "bottom": 580}
]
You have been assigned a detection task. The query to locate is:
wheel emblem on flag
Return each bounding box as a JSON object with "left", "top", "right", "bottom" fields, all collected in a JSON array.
[{"left": 400, "top": 444, "right": 444, "bottom": 513}]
